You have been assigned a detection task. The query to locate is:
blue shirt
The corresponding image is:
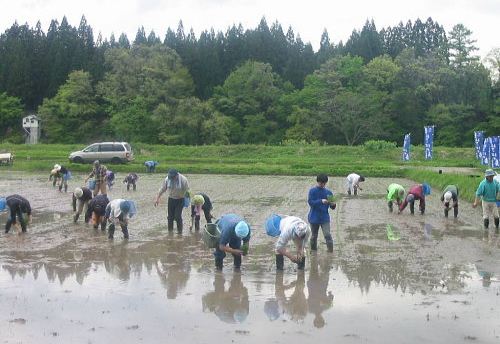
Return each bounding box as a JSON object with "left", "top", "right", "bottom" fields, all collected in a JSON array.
[
  {"left": 308, "top": 186, "right": 335, "bottom": 223},
  {"left": 476, "top": 179, "right": 500, "bottom": 202},
  {"left": 218, "top": 214, "right": 251, "bottom": 245}
]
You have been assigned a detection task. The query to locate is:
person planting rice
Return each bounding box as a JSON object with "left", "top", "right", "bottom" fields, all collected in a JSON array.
[
  {"left": 386, "top": 183, "right": 405, "bottom": 212},
  {"left": 440, "top": 185, "right": 459, "bottom": 218},
  {"left": 190, "top": 193, "right": 214, "bottom": 231},
  {"left": 123, "top": 173, "right": 139, "bottom": 191},
  {"left": 399, "top": 183, "right": 431, "bottom": 215},
  {"left": 308, "top": 173, "right": 336, "bottom": 253},
  {"left": 48, "top": 168, "right": 60, "bottom": 187},
  {"left": 472, "top": 169, "right": 500, "bottom": 232},
  {"left": 274, "top": 215, "right": 311, "bottom": 270},
  {"left": 72, "top": 187, "right": 93, "bottom": 223},
  {"left": 4, "top": 194, "right": 32, "bottom": 234},
  {"left": 86, "top": 194, "right": 109, "bottom": 230},
  {"left": 214, "top": 214, "right": 251, "bottom": 270},
  {"left": 345, "top": 173, "right": 365, "bottom": 196},
  {"left": 52, "top": 164, "right": 70, "bottom": 192},
  {"left": 154, "top": 168, "right": 190, "bottom": 233},
  {"left": 105, "top": 199, "right": 134, "bottom": 239}
]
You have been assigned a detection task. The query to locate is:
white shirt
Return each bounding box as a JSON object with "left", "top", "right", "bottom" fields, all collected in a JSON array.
[
  {"left": 107, "top": 199, "right": 129, "bottom": 224},
  {"left": 346, "top": 173, "right": 361, "bottom": 187},
  {"left": 275, "top": 216, "right": 311, "bottom": 251}
]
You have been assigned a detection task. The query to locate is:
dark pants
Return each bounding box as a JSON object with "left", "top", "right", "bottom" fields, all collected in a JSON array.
[
  {"left": 168, "top": 197, "right": 184, "bottom": 232},
  {"left": 191, "top": 205, "right": 212, "bottom": 230},
  {"left": 444, "top": 202, "right": 459, "bottom": 218},
  {"left": 5, "top": 206, "right": 27, "bottom": 233},
  {"left": 214, "top": 237, "right": 242, "bottom": 268}
]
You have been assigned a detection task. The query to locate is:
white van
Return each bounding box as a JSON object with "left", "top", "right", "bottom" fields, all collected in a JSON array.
[{"left": 68, "top": 142, "right": 134, "bottom": 164}]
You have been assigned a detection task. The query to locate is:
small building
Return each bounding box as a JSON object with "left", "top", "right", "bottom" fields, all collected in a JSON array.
[{"left": 22, "top": 114, "right": 41, "bottom": 144}]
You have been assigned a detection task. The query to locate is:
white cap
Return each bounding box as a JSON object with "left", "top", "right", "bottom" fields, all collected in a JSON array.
[
  {"left": 443, "top": 191, "right": 452, "bottom": 203},
  {"left": 74, "top": 188, "right": 83, "bottom": 198}
]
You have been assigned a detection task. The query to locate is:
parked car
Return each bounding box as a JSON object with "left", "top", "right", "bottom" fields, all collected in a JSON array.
[
  {"left": 0, "top": 152, "right": 14, "bottom": 165},
  {"left": 68, "top": 142, "right": 134, "bottom": 164}
]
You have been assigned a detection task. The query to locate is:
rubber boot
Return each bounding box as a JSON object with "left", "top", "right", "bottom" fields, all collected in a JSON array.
[
  {"left": 101, "top": 220, "right": 106, "bottom": 231},
  {"left": 310, "top": 236, "right": 317, "bottom": 251},
  {"left": 215, "top": 257, "right": 223, "bottom": 270},
  {"left": 297, "top": 256, "right": 306, "bottom": 270},
  {"left": 73, "top": 213, "right": 79, "bottom": 223},
  {"left": 127, "top": 184, "right": 130, "bottom": 191},
  {"left": 453, "top": 206, "right": 458, "bottom": 218},
  {"left": 326, "top": 242, "right": 334, "bottom": 253},
  {"left": 59, "top": 185, "right": 62, "bottom": 192},
  {"left": 276, "top": 254, "right": 284, "bottom": 270},
  {"left": 484, "top": 218, "right": 489, "bottom": 229},
  {"left": 347, "top": 190, "right": 351, "bottom": 195},
  {"left": 495, "top": 218, "right": 499, "bottom": 234},
  {"left": 122, "top": 225, "right": 129, "bottom": 239},
  {"left": 108, "top": 223, "right": 115, "bottom": 239},
  {"left": 444, "top": 209, "right": 448, "bottom": 217},
  {"left": 195, "top": 216, "right": 200, "bottom": 231},
  {"left": 5, "top": 219, "right": 13, "bottom": 233},
  {"left": 409, "top": 202, "right": 415, "bottom": 215},
  {"left": 133, "top": 184, "right": 136, "bottom": 191},
  {"left": 421, "top": 204, "right": 425, "bottom": 215},
  {"left": 388, "top": 201, "right": 393, "bottom": 212},
  {"left": 64, "top": 184, "right": 68, "bottom": 192},
  {"left": 176, "top": 221, "right": 183, "bottom": 234},
  {"left": 233, "top": 255, "right": 241, "bottom": 270},
  {"left": 354, "top": 188, "right": 357, "bottom": 196}
]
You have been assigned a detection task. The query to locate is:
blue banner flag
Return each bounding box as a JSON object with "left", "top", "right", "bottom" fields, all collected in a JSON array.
[
  {"left": 474, "top": 131, "right": 484, "bottom": 160},
  {"left": 482, "top": 137, "right": 491, "bottom": 166},
  {"left": 403, "top": 134, "right": 411, "bottom": 162},
  {"left": 424, "top": 126, "right": 434, "bottom": 159},
  {"left": 491, "top": 136, "right": 499, "bottom": 168}
]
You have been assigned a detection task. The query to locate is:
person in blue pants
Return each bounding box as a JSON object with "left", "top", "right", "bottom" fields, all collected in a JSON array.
[
  {"left": 308, "top": 173, "right": 336, "bottom": 252},
  {"left": 214, "top": 214, "right": 251, "bottom": 270}
]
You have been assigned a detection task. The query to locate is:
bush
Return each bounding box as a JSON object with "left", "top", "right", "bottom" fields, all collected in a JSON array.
[{"left": 364, "top": 140, "right": 397, "bottom": 150}]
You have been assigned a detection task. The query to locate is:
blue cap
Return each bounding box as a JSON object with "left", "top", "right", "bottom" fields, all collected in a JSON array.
[
  {"left": 422, "top": 183, "right": 431, "bottom": 195},
  {"left": 120, "top": 200, "right": 131, "bottom": 213},
  {"left": 235, "top": 221, "right": 249, "bottom": 238}
]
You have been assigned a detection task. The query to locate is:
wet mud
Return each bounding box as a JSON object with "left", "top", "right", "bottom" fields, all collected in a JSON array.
[{"left": 1, "top": 172, "right": 499, "bottom": 343}]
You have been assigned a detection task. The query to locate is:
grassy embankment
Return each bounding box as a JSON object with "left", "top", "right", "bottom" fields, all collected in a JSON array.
[{"left": 0, "top": 143, "right": 489, "bottom": 202}]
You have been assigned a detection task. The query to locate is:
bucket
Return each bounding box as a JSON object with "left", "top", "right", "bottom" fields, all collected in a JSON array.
[
  {"left": 202, "top": 223, "right": 220, "bottom": 248},
  {"left": 184, "top": 197, "right": 190, "bottom": 208},
  {"left": 63, "top": 171, "right": 72, "bottom": 180},
  {"left": 265, "top": 214, "right": 282, "bottom": 237},
  {"left": 89, "top": 180, "right": 96, "bottom": 190},
  {"left": 0, "top": 196, "right": 6, "bottom": 211}
]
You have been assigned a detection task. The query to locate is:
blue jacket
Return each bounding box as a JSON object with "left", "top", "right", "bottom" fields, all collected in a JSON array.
[
  {"left": 218, "top": 214, "right": 251, "bottom": 245},
  {"left": 308, "top": 186, "right": 336, "bottom": 223}
]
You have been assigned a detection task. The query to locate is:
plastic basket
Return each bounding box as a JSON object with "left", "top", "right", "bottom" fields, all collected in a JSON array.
[
  {"left": 89, "top": 180, "right": 96, "bottom": 190},
  {"left": 265, "top": 214, "right": 282, "bottom": 237},
  {"left": 63, "top": 171, "right": 72, "bottom": 180},
  {"left": 184, "top": 197, "right": 190, "bottom": 208},
  {"left": 0, "top": 196, "right": 6, "bottom": 211},
  {"left": 202, "top": 223, "right": 220, "bottom": 248}
]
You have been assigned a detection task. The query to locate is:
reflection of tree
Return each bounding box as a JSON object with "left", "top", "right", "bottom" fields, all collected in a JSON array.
[
  {"left": 202, "top": 272, "right": 249, "bottom": 323},
  {"left": 307, "top": 256, "right": 334, "bottom": 328}
]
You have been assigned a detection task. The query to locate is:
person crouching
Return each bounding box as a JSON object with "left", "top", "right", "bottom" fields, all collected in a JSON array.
[
  {"left": 86, "top": 195, "right": 110, "bottom": 230},
  {"left": 105, "top": 199, "right": 132, "bottom": 240},
  {"left": 275, "top": 216, "right": 311, "bottom": 270},
  {"left": 123, "top": 173, "right": 138, "bottom": 191}
]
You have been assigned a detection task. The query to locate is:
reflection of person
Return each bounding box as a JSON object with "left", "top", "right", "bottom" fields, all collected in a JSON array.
[
  {"left": 86, "top": 195, "right": 109, "bottom": 230},
  {"left": 307, "top": 257, "right": 334, "bottom": 328},
  {"left": 308, "top": 173, "right": 336, "bottom": 252},
  {"left": 281, "top": 270, "right": 308, "bottom": 323},
  {"left": 190, "top": 193, "right": 213, "bottom": 231},
  {"left": 156, "top": 260, "right": 191, "bottom": 299},
  {"left": 346, "top": 173, "right": 365, "bottom": 196},
  {"left": 214, "top": 214, "right": 251, "bottom": 270},
  {"left": 4, "top": 194, "right": 32, "bottom": 234},
  {"left": 275, "top": 216, "right": 311, "bottom": 270},
  {"left": 399, "top": 183, "right": 431, "bottom": 214},
  {"left": 72, "top": 187, "right": 93, "bottom": 223},
  {"left": 472, "top": 169, "right": 500, "bottom": 232},
  {"left": 105, "top": 199, "right": 132, "bottom": 239},
  {"left": 202, "top": 273, "right": 249, "bottom": 323},
  {"left": 440, "top": 185, "right": 459, "bottom": 218},
  {"left": 123, "top": 173, "right": 138, "bottom": 191},
  {"left": 85, "top": 160, "right": 108, "bottom": 196},
  {"left": 154, "top": 168, "right": 190, "bottom": 233},
  {"left": 387, "top": 183, "right": 405, "bottom": 212}
]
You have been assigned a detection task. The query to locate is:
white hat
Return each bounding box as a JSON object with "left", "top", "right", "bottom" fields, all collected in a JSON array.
[
  {"left": 74, "top": 188, "right": 83, "bottom": 198},
  {"left": 443, "top": 191, "right": 452, "bottom": 203},
  {"left": 294, "top": 221, "right": 309, "bottom": 238},
  {"left": 54, "top": 164, "right": 61, "bottom": 171}
]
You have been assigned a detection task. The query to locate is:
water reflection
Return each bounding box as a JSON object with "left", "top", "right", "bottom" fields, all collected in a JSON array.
[
  {"left": 307, "top": 256, "right": 334, "bottom": 328},
  {"left": 202, "top": 272, "right": 249, "bottom": 323}
]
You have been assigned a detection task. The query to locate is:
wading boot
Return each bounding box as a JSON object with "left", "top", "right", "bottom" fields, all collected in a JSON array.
[
  {"left": 215, "top": 258, "right": 223, "bottom": 270},
  {"left": 326, "top": 242, "right": 334, "bottom": 253},
  {"left": 122, "top": 225, "right": 129, "bottom": 239},
  {"left": 347, "top": 190, "right": 351, "bottom": 195},
  {"left": 108, "top": 223, "right": 115, "bottom": 239},
  {"left": 176, "top": 221, "right": 183, "bottom": 234},
  {"left": 127, "top": 184, "right": 130, "bottom": 191},
  {"left": 101, "top": 220, "right": 106, "bottom": 231},
  {"left": 484, "top": 218, "right": 489, "bottom": 230},
  {"left": 64, "top": 185, "right": 68, "bottom": 192},
  {"left": 354, "top": 188, "right": 357, "bottom": 196},
  {"left": 73, "top": 213, "right": 79, "bottom": 223},
  {"left": 444, "top": 209, "right": 449, "bottom": 218},
  {"left": 133, "top": 184, "right": 136, "bottom": 191},
  {"left": 310, "top": 237, "right": 317, "bottom": 252},
  {"left": 195, "top": 218, "right": 200, "bottom": 231},
  {"left": 276, "top": 254, "right": 284, "bottom": 270},
  {"left": 233, "top": 255, "right": 241, "bottom": 270},
  {"left": 409, "top": 202, "right": 415, "bottom": 215},
  {"left": 495, "top": 218, "right": 499, "bottom": 234},
  {"left": 454, "top": 207, "right": 458, "bottom": 218},
  {"left": 58, "top": 185, "right": 62, "bottom": 192},
  {"left": 388, "top": 201, "right": 393, "bottom": 212},
  {"left": 297, "top": 256, "right": 306, "bottom": 270},
  {"left": 5, "top": 220, "right": 13, "bottom": 233}
]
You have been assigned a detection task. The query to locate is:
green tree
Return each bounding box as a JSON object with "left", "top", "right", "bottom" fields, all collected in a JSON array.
[
  {"left": 447, "top": 24, "right": 479, "bottom": 67},
  {"left": 0, "top": 92, "right": 24, "bottom": 139},
  {"left": 109, "top": 97, "right": 158, "bottom": 143}
]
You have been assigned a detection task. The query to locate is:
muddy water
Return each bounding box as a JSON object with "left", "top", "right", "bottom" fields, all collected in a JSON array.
[{"left": 1, "top": 172, "right": 499, "bottom": 344}]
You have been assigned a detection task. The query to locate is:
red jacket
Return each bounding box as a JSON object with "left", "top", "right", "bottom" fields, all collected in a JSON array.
[{"left": 399, "top": 185, "right": 425, "bottom": 212}]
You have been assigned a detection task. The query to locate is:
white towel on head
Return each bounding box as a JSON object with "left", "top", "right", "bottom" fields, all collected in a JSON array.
[{"left": 167, "top": 174, "right": 182, "bottom": 189}]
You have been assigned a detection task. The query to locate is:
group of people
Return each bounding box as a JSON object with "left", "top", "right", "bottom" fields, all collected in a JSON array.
[{"left": 2, "top": 164, "right": 499, "bottom": 271}]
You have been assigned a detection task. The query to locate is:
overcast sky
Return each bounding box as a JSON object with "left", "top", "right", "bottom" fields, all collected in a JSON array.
[{"left": 2, "top": 0, "right": 498, "bottom": 59}]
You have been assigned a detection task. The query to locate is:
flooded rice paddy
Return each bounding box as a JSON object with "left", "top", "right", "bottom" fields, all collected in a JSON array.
[{"left": 1, "top": 172, "right": 499, "bottom": 344}]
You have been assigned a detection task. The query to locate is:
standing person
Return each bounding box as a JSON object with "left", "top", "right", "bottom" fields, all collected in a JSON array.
[
  {"left": 54, "top": 164, "right": 70, "bottom": 192},
  {"left": 154, "top": 168, "right": 190, "bottom": 233},
  {"left": 387, "top": 183, "right": 405, "bottom": 212},
  {"left": 190, "top": 193, "right": 214, "bottom": 231},
  {"left": 346, "top": 173, "right": 365, "bottom": 196},
  {"left": 308, "top": 173, "right": 336, "bottom": 253},
  {"left": 4, "top": 194, "right": 32, "bottom": 234},
  {"left": 105, "top": 199, "right": 133, "bottom": 239},
  {"left": 399, "top": 183, "right": 431, "bottom": 215},
  {"left": 123, "top": 173, "right": 139, "bottom": 191},
  {"left": 86, "top": 194, "right": 110, "bottom": 230},
  {"left": 214, "top": 214, "right": 251, "bottom": 270},
  {"left": 85, "top": 160, "right": 108, "bottom": 196},
  {"left": 144, "top": 161, "right": 158, "bottom": 173},
  {"left": 106, "top": 170, "right": 115, "bottom": 190},
  {"left": 440, "top": 185, "right": 459, "bottom": 218},
  {"left": 72, "top": 187, "right": 93, "bottom": 223},
  {"left": 472, "top": 169, "right": 500, "bottom": 232},
  {"left": 275, "top": 216, "right": 311, "bottom": 270}
]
